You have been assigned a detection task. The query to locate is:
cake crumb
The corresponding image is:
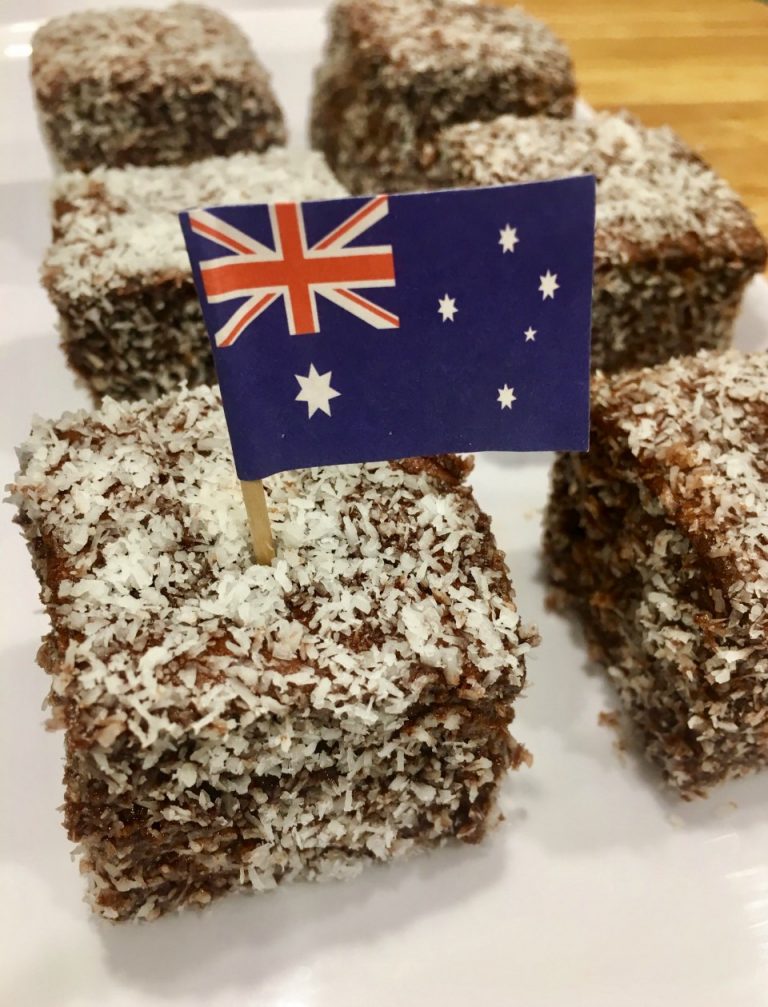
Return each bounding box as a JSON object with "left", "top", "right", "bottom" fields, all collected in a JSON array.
[{"left": 598, "top": 710, "right": 620, "bottom": 729}]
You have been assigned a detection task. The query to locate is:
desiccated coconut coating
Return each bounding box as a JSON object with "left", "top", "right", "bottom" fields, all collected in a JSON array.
[
  {"left": 30, "top": 3, "right": 286, "bottom": 171},
  {"left": 309, "top": 0, "right": 575, "bottom": 195},
  {"left": 544, "top": 350, "right": 768, "bottom": 797},
  {"left": 43, "top": 148, "right": 347, "bottom": 403},
  {"left": 430, "top": 112, "right": 767, "bottom": 374},
  {"left": 11, "top": 385, "right": 536, "bottom": 921}
]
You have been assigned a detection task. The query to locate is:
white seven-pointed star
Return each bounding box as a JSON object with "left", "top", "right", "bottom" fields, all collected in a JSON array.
[
  {"left": 294, "top": 364, "right": 340, "bottom": 418},
  {"left": 499, "top": 224, "right": 519, "bottom": 253},
  {"left": 438, "top": 293, "right": 458, "bottom": 322},
  {"left": 497, "top": 384, "right": 517, "bottom": 409},
  {"left": 539, "top": 270, "right": 559, "bottom": 300},
  {"left": 524, "top": 326, "right": 537, "bottom": 342}
]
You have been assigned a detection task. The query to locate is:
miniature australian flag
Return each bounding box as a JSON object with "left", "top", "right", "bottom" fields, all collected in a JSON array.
[{"left": 180, "top": 177, "right": 595, "bottom": 481}]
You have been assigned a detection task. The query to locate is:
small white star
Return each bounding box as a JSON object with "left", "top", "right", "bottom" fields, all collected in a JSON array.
[
  {"left": 539, "top": 270, "right": 559, "bottom": 300},
  {"left": 524, "top": 326, "right": 537, "bottom": 342},
  {"left": 294, "top": 364, "right": 340, "bottom": 418},
  {"left": 499, "top": 224, "right": 519, "bottom": 253},
  {"left": 438, "top": 293, "right": 458, "bottom": 322},
  {"left": 497, "top": 384, "right": 517, "bottom": 410}
]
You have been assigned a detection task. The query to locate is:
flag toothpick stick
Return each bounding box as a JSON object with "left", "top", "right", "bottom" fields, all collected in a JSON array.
[{"left": 240, "top": 480, "right": 274, "bottom": 565}]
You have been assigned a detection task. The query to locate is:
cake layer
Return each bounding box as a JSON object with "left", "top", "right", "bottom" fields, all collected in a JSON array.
[
  {"left": 310, "top": 0, "right": 574, "bottom": 194},
  {"left": 430, "top": 113, "right": 767, "bottom": 373},
  {"left": 12, "top": 385, "right": 536, "bottom": 918},
  {"left": 544, "top": 350, "right": 768, "bottom": 796},
  {"left": 43, "top": 149, "right": 347, "bottom": 401},
  {"left": 31, "top": 3, "right": 286, "bottom": 171},
  {"left": 63, "top": 705, "right": 526, "bottom": 920}
]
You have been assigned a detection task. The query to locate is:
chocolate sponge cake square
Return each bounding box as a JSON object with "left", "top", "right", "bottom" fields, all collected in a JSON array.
[
  {"left": 31, "top": 3, "right": 286, "bottom": 171},
  {"left": 11, "top": 385, "right": 536, "bottom": 920},
  {"left": 544, "top": 350, "right": 768, "bottom": 797},
  {"left": 310, "top": 0, "right": 575, "bottom": 194}
]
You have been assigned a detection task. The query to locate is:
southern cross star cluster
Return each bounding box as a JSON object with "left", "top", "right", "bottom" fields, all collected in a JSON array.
[{"left": 293, "top": 222, "right": 561, "bottom": 419}]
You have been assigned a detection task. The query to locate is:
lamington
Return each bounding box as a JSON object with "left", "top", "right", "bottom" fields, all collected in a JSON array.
[
  {"left": 429, "top": 112, "right": 767, "bottom": 373},
  {"left": 544, "top": 350, "right": 768, "bottom": 797},
  {"left": 43, "top": 149, "right": 346, "bottom": 403},
  {"left": 11, "top": 385, "right": 536, "bottom": 921},
  {"left": 30, "top": 3, "right": 286, "bottom": 171},
  {"left": 309, "top": 0, "right": 575, "bottom": 195}
]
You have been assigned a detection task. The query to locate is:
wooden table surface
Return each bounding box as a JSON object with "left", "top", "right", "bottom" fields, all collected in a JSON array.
[{"left": 500, "top": 0, "right": 768, "bottom": 246}]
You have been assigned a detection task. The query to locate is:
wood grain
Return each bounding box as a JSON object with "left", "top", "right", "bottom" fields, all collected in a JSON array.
[{"left": 497, "top": 0, "right": 768, "bottom": 246}]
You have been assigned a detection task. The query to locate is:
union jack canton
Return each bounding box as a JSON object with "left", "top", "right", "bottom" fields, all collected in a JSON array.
[
  {"left": 180, "top": 177, "right": 596, "bottom": 481},
  {"left": 189, "top": 194, "right": 398, "bottom": 344}
]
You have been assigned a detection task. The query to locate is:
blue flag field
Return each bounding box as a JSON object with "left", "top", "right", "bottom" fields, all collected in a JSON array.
[{"left": 180, "top": 177, "right": 595, "bottom": 481}]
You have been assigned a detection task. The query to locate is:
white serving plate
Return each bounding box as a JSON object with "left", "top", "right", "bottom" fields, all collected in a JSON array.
[{"left": 1, "top": 5, "right": 767, "bottom": 1006}]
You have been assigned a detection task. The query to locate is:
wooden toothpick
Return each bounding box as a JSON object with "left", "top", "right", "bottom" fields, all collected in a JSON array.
[{"left": 240, "top": 480, "right": 275, "bottom": 565}]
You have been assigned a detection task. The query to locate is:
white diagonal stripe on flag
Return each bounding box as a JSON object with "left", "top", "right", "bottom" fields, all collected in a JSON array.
[
  {"left": 319, "top": 286, "right": 399, "bottom": 329},
  {"left": 189, "top": 209, "right": 276, "bottom": 257},
  {"left": 215, "top": 292, "right": 279, "bottom": 347},
  {"left": 311, "top": 195, "right": 390, "bottom": 252}
]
